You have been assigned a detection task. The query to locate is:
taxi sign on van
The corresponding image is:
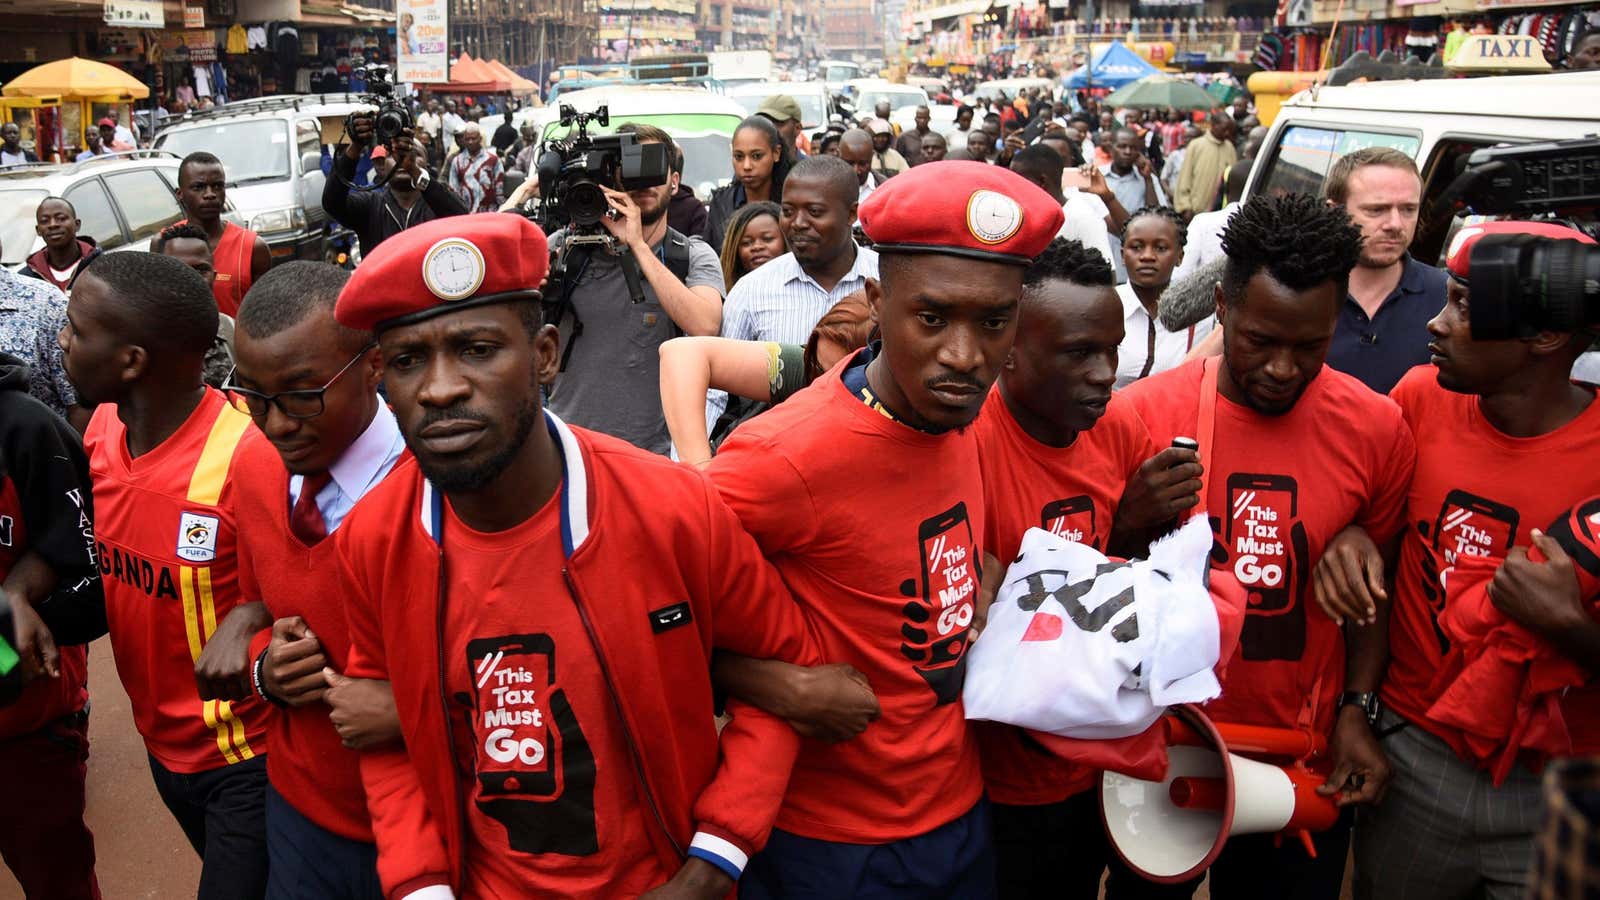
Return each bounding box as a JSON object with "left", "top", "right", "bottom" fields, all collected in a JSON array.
[{"left": 1447, "top": 35, "right": 1553, "bottom": 73}]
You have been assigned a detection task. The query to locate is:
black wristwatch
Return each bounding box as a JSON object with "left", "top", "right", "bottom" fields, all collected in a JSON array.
[{"left": 1339, "top": 690, "right": 1380, "bottom": 727}]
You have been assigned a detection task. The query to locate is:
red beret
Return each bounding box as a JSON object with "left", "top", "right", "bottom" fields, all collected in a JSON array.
[
  {"left": 858, "top": 161, "right": 1065, "bottom": 266},
  {"left": 335, "top": 214, "right": 549, "bottom": 331},
  {"left": 1445, "top": 220, "right": 1595, "bottom": 280}
]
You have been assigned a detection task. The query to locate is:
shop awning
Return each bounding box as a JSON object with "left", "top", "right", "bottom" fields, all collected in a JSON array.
[
  {"left": 482, "top": 59, "right": 541, "bottom": 96},
  {"left": 2, "top": 57, "right": 149, "bottom": 102},
  {"left": 425, "top": 54, "right": 513, "bottom": 92}
]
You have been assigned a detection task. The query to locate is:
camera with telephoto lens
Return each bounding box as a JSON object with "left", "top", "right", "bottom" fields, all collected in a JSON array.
[
  {"left": 355, "top": 64, "right": 411, "bottom": 142},
  {"left": 533, "top": 105, "right": 671, "bottom": 232},
  {"left": 1438, "top": 137, "right": 1600, "bottom": 340}
]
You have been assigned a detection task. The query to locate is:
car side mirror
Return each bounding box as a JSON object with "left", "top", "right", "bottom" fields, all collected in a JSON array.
[{"left": 302, "top": 151, "right": 323, "bottom": 174}]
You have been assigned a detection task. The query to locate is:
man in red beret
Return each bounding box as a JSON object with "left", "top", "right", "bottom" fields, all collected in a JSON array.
[
  {"left": 706, "top": 160, "right": 1063, "bottom": 898},
  {"left": 330, "top": 214, "right": 827, "bottom": 899},
  {"left": 1315, "top": 221, "right": 1600, "bottom": 900}
]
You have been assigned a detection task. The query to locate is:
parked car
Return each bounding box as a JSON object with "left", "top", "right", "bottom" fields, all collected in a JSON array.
[
  {"left": 155, "top": 94, "right": 371, "bottom": 266},
  {"left": 1246, "top": 69, "right": 1600, "bottom": 265},
  {"left": 972, "top": 77, "right": 1059, "bottom": 105},
  {"left": 726, "top": 80, "right": 831, "bottom": 132},
  {"left": 0, "top": 150, "right": 203, "bottom": 269},
  {"left": 844, "top": 79, "right": 928, "bottom": 116},
  {"left": 890, "top": 103, "right": 962, "bottom": 138}
]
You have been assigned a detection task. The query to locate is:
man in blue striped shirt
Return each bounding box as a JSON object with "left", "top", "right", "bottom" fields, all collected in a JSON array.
[{"left": 704, "top": 156, "right": 879, "bottom": 431}]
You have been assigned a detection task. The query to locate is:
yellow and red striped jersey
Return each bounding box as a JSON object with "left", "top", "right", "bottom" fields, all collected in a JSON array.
[{"left": 86, "top": 388, "right": 268, "bottom": 773}]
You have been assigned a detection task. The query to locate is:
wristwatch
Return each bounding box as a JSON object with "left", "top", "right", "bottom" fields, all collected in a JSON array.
[
  {"left": 1339, "top": 690, "right": 1380, "bottom": 726},
  {"left": 414, "top": 168, "right": 431, "bottom": 190}
]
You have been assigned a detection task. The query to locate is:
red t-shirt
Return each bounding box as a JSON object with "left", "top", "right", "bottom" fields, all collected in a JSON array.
[
  {"left": 971, "top": 390, "right": 1156, "bottom": 805},
  {"left": 709, "top": 358, "right": 986, "bottom": 842},
  {"left": 174, "top": 219, "right": 258, "bottom": 316},
  {"left": 1384, "top": 366, "right": 1600, "bottom": 752},
  {"left": 1122, "top": 359, "right": 1414, "bottom": 738},
  {"left": 85, "top": 389, "right": 270, "bottom": 773},
  {"left": 441, "top": 492, "right": 664, "bottom": 897}
]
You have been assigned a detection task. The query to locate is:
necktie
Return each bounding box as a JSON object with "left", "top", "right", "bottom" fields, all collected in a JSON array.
[{"left": 290, "top": 471, "right": 334, "bottom": 545}]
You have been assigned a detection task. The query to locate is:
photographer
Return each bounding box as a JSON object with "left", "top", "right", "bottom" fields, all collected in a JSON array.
[
  {"left": 546, "top": 123, "right": 725, "bottom": 455},
  {"left": 322, "top": 113, "right": 467, "bottom": 257}
]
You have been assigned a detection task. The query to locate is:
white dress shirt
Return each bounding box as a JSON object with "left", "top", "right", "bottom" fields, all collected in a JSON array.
[
  {"left": 1114, "top": 282, "right": 1215, "bottom": 390},
  {"left": 287, "top": 403, "right": 406, "bottom": 533},
  {"left": 1058, "top": 189, "right": 1113, "bottom": 267},
  {"left": 1171, "top": 201, "right": 1239, "bottom": 283}
]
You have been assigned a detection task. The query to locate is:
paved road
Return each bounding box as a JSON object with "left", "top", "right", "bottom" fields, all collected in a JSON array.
[
  {"left": 0, "top": 641, "right": 1352, "bottom": 900},
  {"left": 0, "top": 639, "right": 198, "bottom": 900}
]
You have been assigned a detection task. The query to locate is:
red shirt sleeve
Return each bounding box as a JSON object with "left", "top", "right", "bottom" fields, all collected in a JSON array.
[
  {"left": 690, "top": 472, "right": 819, "bottom": 861},
  {"left": 706, "top": 431, "right": 820, "bottom": 557},
  {"left": 1357, "top": 403, "right": 1416, "bottom": 546},
  {"left": 335, "top": 526, "right": 452, "bottom": 898}
]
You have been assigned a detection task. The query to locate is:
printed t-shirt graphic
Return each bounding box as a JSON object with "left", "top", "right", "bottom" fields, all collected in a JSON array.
[
  {"left": 971, "top": 391, "right": 1157, "bottom": 804},
  {"left": 709, "top": 353, "right": 987, "bottom": 842},
  {"left": 441, "top": 492, "right": 661, "bottom": 897},
  {"left": 1383, "top": 366, "right": 1600, "bottom": 752},
  {"left": 1121, "top": 359, "right": 1414, "bottom": 735},
  {"left": 84, "top": 388, "right": 269, "bottom": 772}
]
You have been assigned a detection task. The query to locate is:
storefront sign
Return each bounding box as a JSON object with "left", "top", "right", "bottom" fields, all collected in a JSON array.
[
  {"left": 397, "top": 0, "right": 450, "bottom": 84},
  {"left": 103, "top": 0, "right": 164, "bottom": 28},
  {"left": 183, "top": 4, "right": 204, "bottom": 27}
]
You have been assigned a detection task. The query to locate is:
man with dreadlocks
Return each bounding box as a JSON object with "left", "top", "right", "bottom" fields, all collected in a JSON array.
[{"left": 1120, "top": 194, "right": 1417, "bottom": 900}]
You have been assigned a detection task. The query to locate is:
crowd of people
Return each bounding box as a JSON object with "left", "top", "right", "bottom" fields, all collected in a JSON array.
[{"left": 0, "top": 68, "right": 1596, "bottom": 900}]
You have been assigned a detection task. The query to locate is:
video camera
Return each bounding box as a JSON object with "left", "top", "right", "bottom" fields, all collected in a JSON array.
[
  {"left": 533, "top": 105, "right": 671, "bottom": 232},
  {"left": 356, "top": 64, "right": 411, "bottom": 143},
  {"left": 1438, "top": 136, "right": 1600, "bottom": 340}
]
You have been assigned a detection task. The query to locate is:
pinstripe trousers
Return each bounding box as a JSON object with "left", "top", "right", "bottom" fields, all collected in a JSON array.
[{"left": 1353, "top": 707, "right": 1543, "bottom": 900}]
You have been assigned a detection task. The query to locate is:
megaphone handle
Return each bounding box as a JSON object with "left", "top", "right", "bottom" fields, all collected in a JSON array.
[{"left": 1296, "top": 829, "right": 1318, "bottom": 859}]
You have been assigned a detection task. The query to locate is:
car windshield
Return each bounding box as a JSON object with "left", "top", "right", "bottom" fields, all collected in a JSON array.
[
  {"left": 158, "top": 120, "right": 292, "bottom": 184},
  {"left": 821, "top": 63, "right": 860, "bottom": 82},
  {"left": 0, "top": 188, "right": 48, "bottom": 266},
  {"left": 729, "top": 90, "right": 827, "bottom": 128},
  {"left": 856, "top": 89, "right": 924, "bottom": 113}
]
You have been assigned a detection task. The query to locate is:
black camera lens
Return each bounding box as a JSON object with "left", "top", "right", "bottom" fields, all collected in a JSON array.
[
  {"left": 376, "top": 108, "right": 408, "bottom": 141},
  {"left": 565, "top": 180, "right": 610, "bottom": 228},
  {"left": 1469, "top": 233, "right": 1600, "bottom": 340}
]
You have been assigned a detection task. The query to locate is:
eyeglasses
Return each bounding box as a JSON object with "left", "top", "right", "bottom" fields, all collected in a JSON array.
[{"left": 223, "top": 344, "right": 376, "bottom": 421}]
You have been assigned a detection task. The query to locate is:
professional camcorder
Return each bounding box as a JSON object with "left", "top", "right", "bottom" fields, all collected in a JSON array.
[
  {"left": 534, "top": 105, "right": 671, "bottom": 232},
  {"left": 356, "top": 64, "right": 411, "bottom": 143},
  {"left": 1438, "top": 137, "right": 1600, "bottom": 340}
]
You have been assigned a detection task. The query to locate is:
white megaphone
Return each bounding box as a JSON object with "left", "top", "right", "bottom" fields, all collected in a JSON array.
[{"left": 1099, "top": 704, "right": 1340, "bottom": 883}]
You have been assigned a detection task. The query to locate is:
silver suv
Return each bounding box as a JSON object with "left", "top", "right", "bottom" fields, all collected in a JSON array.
[{"left": 0, "top": 151, "right": 191, "bottom": 268}]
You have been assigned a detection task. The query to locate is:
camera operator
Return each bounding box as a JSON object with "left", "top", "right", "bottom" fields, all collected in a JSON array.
[
  {"left": 323, "top": 112, "right": 467, "bottom": 257},
  {"left": 546, "top": 123, "right": 725, "bottom": 455},
  {"left": 1312, "top": 221, "right": 1600, "bottom": 900}
]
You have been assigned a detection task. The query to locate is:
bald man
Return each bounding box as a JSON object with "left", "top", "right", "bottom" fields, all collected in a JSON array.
[
  {"left": 837, "top": 129, "right": 883, "bottom": 203},
  {"left": 444, "top": 122, "right": 504, "bottom": 213}
]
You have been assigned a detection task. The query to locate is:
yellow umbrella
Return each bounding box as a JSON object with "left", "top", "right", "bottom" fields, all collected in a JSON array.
[{"left": 2, "top": 57, "right": 150, "bottom": 101}]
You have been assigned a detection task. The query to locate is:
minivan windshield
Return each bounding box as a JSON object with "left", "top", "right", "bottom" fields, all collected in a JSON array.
[{"left": 158, "top": 120, "right": 293, "bottom": 184}]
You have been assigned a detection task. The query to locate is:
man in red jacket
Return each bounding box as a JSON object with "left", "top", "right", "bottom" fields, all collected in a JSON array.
[
  {"left": 331, "top": 214, "right": 824, "bottom": 899},
  {"left": 221, "top": 261, "right": 405, "bottom": 900},
  {"left": 708, "top": 161, "right": 1064, "bottom": 898}
]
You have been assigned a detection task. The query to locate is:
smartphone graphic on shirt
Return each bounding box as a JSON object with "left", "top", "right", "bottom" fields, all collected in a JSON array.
[
  {"left": 1041, "top": 496, "right": 1096, "bottom": 547},
  {"left": 466, "top": 634, "right": 560, "bottom": 798},
  {"left": 1227, "top": 474, "right": 1304, "bottom": 662},
  {"left": 464, "top": 633, "right": 599, "bottom": 857},
  {"left": 1431, "top": 490, "right": 1520, "bottom": 578},
  {"left": 906, "top": 502, "right": 977, "bottom": 705}
]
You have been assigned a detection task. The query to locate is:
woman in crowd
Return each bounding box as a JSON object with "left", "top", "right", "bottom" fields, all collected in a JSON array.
[
  {"left": 1113, "top": 206, "right": 1213, "bottom": 389},
  {"left": 660, "top": 292, "right": 875, "bottom": 466},
  {"left": 717, "top": 201, "right": 784, "bottom": 292},
  {"left": 703, "top": 116, "right": 792, "bottom": 250}
]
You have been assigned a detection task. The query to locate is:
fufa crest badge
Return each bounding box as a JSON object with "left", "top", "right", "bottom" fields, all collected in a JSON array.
[{"left": 177, "top": 512, "right": 220, "bottom": 563}]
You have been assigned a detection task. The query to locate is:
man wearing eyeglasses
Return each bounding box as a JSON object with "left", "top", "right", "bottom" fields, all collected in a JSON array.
[
  {"left": 211, "top": 261, "right": 405, "bottom": 900},
  {"left": 60, "top": 251, "right": 272, "bottom": 900}
]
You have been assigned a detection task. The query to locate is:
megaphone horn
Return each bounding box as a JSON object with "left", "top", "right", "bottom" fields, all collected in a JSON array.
[{"left": 1099, "top": 704, "right": 1340, "bottom": 883}]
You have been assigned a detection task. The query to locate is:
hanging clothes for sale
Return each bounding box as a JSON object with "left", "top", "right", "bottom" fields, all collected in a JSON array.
[{"left": 226, "top": 23, "right": 247, "bottom": 55}]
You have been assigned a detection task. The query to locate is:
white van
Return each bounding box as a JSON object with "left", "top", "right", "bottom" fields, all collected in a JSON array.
[{"left": 1246, "top": 70, "right": 1600, "bottom": 263}]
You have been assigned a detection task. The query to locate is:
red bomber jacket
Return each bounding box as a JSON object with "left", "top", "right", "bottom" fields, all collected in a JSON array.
[{"left": 336, "top": 412, "right": 819, "bottom": 898}]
